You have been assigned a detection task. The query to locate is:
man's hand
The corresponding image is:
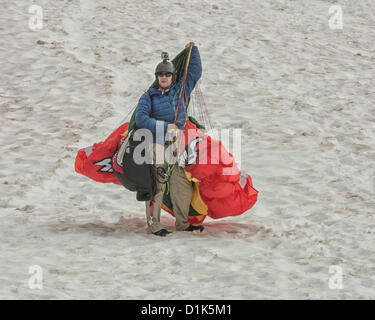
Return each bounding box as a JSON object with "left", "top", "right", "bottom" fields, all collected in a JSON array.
[
  {"left": 185, "top": 42, "right": 195, "bottom": 49},
  {"left": 167, "top": 123, "right": 178, "bottom": 132}
]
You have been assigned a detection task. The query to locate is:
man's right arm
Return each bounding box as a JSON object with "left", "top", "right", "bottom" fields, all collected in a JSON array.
[{"left": 135, "top": 93, "right": 168, "bottom": 134}]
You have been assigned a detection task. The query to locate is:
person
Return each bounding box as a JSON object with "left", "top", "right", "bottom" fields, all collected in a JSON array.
[{"left": 135, "top": 42, "right": 204, "bottom": 236}]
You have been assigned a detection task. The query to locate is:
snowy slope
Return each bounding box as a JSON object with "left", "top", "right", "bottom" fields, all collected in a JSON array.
[{"left": 0, "top": 0, "right": 374, "bottom": 299}]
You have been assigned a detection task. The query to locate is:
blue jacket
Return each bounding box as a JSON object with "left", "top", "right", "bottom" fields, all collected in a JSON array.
[{"left": 135, "top": 46, "right": 202, "bottom": 143}]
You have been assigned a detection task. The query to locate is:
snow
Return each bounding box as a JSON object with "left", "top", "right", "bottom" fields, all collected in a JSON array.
[{"left": 1, "top": 0, "right": 374, "bottom": 299}]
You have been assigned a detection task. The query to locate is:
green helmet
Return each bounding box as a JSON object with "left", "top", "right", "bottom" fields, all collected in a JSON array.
[{"left": 155, "top": 52, "right": 176, "bottom": 78}]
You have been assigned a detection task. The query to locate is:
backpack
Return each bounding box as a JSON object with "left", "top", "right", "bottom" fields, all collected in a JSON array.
[{"left": 112, "top": 91, "right": 156, "bottom": 202}]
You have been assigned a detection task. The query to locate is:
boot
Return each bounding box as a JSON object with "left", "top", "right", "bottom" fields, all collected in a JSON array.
[
  {"left": 184, "top": 224, "right": 204, "bottom": 232},
  {"left": 153, "top": 229, "right": 172, "bottom": 237}
]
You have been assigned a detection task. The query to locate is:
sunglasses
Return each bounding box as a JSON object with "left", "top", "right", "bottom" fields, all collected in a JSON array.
[{"left": 157, "top": 72, "right": 173, "bottom": 78}]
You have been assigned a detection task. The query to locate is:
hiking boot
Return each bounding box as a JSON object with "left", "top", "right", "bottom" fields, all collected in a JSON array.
[
  {"left": 153, "top": 229, "right": 172, "bottom": 237},
  {"left": 184, "top": 224, "right": 204, "bottom": 232}
]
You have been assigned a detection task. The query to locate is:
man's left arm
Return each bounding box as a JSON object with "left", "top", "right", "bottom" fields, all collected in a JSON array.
[
  {"left": 175, "top": 44, "right": 202, "bottom": 129},
  {"left": 173, "top": 43, "right": 202, "bottom": 130},
  {"left": 184, "top": 44, "right": 202, "bottom": 96}
]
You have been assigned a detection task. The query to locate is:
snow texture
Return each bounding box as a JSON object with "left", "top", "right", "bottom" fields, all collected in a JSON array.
[{"left": 0, "top": 0, "right": 374, "bottom": 299}]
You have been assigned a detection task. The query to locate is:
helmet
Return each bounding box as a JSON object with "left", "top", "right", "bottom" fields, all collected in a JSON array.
[
  {"left": 155, "top": 61, "right": 176, "bottom": 74},
  {"left": 155, "top": 52, "right": 176, "bottom": 85}
]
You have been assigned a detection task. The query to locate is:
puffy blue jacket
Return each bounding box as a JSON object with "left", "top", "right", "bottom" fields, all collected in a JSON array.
[{"left": 135, "top": 46, "right": 202, "bottom": 143}]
